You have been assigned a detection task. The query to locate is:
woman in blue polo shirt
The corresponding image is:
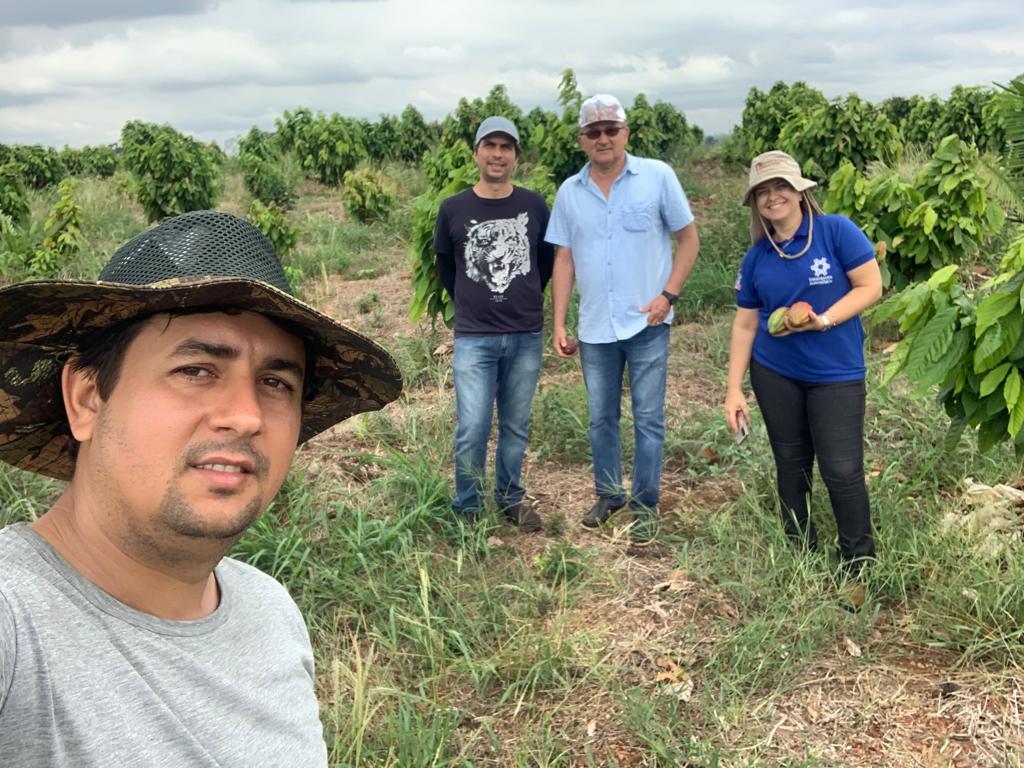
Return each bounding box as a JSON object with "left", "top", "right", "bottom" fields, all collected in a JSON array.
[{"left": 724, "top": 150, "right": 883, "bottom": 574}]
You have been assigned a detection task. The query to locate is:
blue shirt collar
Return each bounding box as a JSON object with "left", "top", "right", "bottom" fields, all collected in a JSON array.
[
  {"left": 573, "top": 153, "right": 639, "bottom": 185},
  {"left": 760, "top": 211, "right": 811, "bottom": 253}
]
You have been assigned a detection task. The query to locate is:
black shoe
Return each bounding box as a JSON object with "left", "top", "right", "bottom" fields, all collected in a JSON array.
[
  {"left": 504, "top": 502, "right": 542, "bottom": 533},
  {"left": 581, "top": 498, "right": 625, "bottom": 529}
]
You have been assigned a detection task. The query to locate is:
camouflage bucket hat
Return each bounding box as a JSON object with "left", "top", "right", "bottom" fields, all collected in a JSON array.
[{"left": 0, "top": 210, "right": 402, "bottom": 481}]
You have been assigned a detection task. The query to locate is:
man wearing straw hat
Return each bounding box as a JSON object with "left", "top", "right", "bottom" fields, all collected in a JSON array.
[{"left": 0, "top": 211, "right": 402, "bottom": 766}]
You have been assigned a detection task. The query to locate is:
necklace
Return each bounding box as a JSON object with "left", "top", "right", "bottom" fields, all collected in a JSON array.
[{"left": 760, "top": 214, "right": 814, "bottom": 260}]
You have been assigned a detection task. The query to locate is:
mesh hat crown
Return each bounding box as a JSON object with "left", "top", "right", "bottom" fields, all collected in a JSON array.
[{"left": 0, "top": 210, "right": 402, "bottom": 480}]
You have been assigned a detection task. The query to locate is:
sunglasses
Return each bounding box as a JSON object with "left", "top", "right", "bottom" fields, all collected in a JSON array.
[{"left": 580, "top": 126, "right": 624, "bottom": 140}]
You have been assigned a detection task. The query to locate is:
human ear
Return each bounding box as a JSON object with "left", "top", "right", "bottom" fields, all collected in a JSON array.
[{"left": 62, "top": 360, "right": 102, "bottom": 442}]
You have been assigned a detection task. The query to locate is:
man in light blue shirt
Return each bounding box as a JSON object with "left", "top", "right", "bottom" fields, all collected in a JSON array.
[{"left": 546, "top": 94, "right": 699, "bottom": 542}]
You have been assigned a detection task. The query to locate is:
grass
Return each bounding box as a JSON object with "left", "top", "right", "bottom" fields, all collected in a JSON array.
[{"left": 3, "top": 151, "right": 1024, "bottom": 765}]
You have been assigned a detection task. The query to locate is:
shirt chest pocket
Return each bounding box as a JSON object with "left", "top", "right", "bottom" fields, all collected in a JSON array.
[{"left": 621, "top": 203, "right": 654, "bottom": 232}]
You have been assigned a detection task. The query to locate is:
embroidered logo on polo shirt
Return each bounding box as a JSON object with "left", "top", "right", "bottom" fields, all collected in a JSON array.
[{"left": 809, "top": 257, "right": 832, "bottom": 286}]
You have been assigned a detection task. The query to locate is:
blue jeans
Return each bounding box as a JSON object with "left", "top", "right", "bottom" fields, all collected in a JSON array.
[
  {"left": 452, "top": 332, "right": 543, "bottom": 515},
  {"left": 579, "top": 324, "right": 669, "bottom": 509}
]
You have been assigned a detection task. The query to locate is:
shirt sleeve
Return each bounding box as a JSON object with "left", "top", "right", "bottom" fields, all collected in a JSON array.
[
  {"left": 433, "top": 201, "right": 456, "bottom": 299},
  {"left": 735, "top": 250, "right": 761, "bottom": 309},
  {"left": 536, "top": 199, "right": 555, "bottom": 290},
  {"left": 830, "top": 215, "right": 875, "bottom": 272},
  {"left": 544, "top": 184, "right": 571, "bottom": 248},
  {"left": 659, "top": 162, "right": 694, "bottom": 232},
  {"left": 0, "top": 591, "right": 15, "bottom": 712}
]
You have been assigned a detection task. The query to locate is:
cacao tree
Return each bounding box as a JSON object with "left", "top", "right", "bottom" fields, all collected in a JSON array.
[
  {"left": 826, "top": 136, "right": 1005, "bottom": 288},
  {"left": 342, "top": 167, "right": 394, "bottom": 224},
  {"left": 408, "top": 138, "right": 477, "bottom": 326},
  {"left": 120, "top": 121, "right": 219, "bottom": 222},
  {"left": 779, "top": 93, "right": 902, "bottom": 179}
]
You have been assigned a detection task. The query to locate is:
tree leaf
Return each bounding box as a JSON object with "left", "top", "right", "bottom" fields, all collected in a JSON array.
[
  {"left": 1004, "top": 367, "right": 1023, "bottom": 410},
  {"left": 980, "top": 363, "right": 1011, "bottom": 397},
  {"left": 975, "top": 314, "right": 1024, "bottom": 373},
  {"left": 1010, "top": 394, "right": 1024, "bottom": 438},
  {"left": 974, "top": 290, "right": 1018, "bottom": 338},
  {"left": 905, "top": 307, "right": 958, "bottom": 383}
]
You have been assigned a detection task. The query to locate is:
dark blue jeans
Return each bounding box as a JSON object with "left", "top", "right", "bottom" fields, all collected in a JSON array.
[
  {"left": 750, "top": 359, "right": 875, "bottom": 567},
  {"left": 452, "top": 332, "right": 543, "bottom": 514},
  {"left": 579, "top": 324, "right": 669, "bottom": 509}
]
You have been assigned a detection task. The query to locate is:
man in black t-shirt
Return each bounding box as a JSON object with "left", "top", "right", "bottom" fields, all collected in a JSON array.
[{"left": 434, "top": 116, "right": 554, "bottom": 530}]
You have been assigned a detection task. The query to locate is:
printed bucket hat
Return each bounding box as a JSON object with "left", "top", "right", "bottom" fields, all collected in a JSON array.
[
  {"left": 0, "top": 210, "right": 403, "bottom": 480},
  {"left": 578, "top": 94, "right": 627, "bottom": 128},
  {"left": 743, "top": 150, "right": 817, "bottom": 206}
]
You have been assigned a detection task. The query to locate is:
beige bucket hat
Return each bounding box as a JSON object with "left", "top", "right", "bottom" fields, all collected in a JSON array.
[{"left": 743, "top": 150, "right": 817, "bottom": 206}]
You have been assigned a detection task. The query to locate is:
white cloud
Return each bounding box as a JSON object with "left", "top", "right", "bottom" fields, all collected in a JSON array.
[{"left": 0, "top": 0, "right": 1022, "bottom": 145}]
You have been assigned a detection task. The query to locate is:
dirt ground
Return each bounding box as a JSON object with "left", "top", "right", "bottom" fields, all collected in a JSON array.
[{"left": 304, "top": 265, "right": 1024, "bottom": 767}]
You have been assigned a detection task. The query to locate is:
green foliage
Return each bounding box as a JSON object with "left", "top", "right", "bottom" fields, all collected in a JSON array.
[
  {"left": 276, "top": 107, "right": 367, "bottom": 186},
  {"left": 8, "top": 144, "right": 68, "bottom": 189},
  {"left": 1, "top": 178, "right": 83, "bottom": 278},
  {"left": 898, "top": 88, "right": 1004, "bottom": 155},
  {"left": 995, "top": 77, "right": 1024, "bottom": 179},
  {"left": 237, "top": 126, "right": 296, "bottom": 208},
  {"left": 779, "top": 93, "right": 902, "bottom": 179},
  {"left": 825, "top": 136, "right": 1004, "bottom": 288},
  {"left": 408, "top": 138, "right": 476, "bottom": 326},
  {"left": 342, "top": 167, "right": 395, "bottom": 224},
  {"left": 31, "top": 178, "right": 85, "bottom": 276},
  {"left": 625, "top": 93, "right": 702, "bottom": 164},
  {"left": 241, "top": 156, "right": 295, "bottom": 208},
  {"left": 531, "top": 69, "right": 584, "bottom": 185},
  {"left": 120, "top": 121, "right": 219, "bottom": 222},
  {"left": 900, "top": 95, "right": 947, "bottom": 150},
  {"left": 397, "top": 105, "right": 436, "bottom": 163},
  {"left": 360, "top": 115, "right": 401, "bottom": 163},
  {"left": 0, "top": 163, "right": 31, "bottom": 225},
  {"left": 61, "top": 145, "right": 120, "bottom": 178},
  {"left": 872, "top": 235, "right": 1024, "bottom": 455},
  {"left": 941, "top": 85, "right": 1002, "bottom": 154},
  {"left": 733, "top": 81, "right": 828, "bottom": 161},
  {"left": 443, "top": 84, "right": 523, "bottom": 149},
  {"left": 248, "top": 199, "right": 299, "bottom": 259}
]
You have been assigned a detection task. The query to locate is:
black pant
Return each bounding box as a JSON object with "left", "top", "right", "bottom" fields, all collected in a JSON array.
[{"left": 750, "top": 359, "right": 875, "bottom": 568}]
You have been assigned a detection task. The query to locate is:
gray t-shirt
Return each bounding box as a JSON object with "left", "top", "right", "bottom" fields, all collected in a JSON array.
[{"left": 0, "top": 524, "right": 328, "bottom": 767}]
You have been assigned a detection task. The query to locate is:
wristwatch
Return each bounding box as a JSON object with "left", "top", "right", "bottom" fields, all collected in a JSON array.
[
  {"left": 820, "top": 312, "right": 833, "bottom": 331},
  {"left": 661, "top": 289, "right": 679, "bottom": 306}
]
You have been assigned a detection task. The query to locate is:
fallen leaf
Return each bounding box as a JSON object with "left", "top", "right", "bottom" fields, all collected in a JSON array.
[
  {"left": 842, "top": 636, "right": 862, "bottom": 657},
  {"left": 485, "top": 536, "right": 504, "bottom": 547},
  {"left": 586, "top": 720, "right": 597, "bottom": 738},
  {"left": 659, "top": 678, "right": 694, "bottom": 702}
]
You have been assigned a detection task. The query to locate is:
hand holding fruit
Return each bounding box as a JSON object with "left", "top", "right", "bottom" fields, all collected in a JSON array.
[
  {"left": 768, "top": 301, "right": 820, "bottom": 336},
  {"left": 553, "top": 328, "right": 578, "bottom": 357}
]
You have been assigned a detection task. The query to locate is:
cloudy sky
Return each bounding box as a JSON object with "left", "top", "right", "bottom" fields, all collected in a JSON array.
[{"left": 1, "top": 0, "right": 1022, "bottom": 150}]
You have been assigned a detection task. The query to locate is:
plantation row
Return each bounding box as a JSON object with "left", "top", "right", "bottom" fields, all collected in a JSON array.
[{"left": 2, "top": 73, "right": 1024, "bottom": 456}]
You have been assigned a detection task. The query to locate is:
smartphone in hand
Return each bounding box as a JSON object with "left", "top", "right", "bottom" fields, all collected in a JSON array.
[{"left": 735, "top": 412, "right": 750, "bottom": 444}]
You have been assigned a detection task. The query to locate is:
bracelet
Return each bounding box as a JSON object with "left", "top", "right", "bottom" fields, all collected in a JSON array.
[
  {"left": 820, "top": 313, "right": 833, "bottom": 331},
  {"left": 661, "top": 289, "right": 679, "bottom": 306}
]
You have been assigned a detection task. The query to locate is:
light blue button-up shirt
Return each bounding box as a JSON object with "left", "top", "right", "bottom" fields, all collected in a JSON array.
[{"left": 545, "top": 154, "right": 694, "bottom": 343}]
